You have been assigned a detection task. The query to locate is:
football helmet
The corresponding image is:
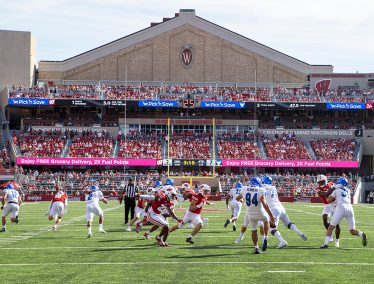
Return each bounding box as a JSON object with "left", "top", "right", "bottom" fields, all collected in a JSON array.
[
  {"left": 154, "top": 180, "right": 162, "bottom": 188},
  {"left": 165, "top": 178, "right": 174, "bottom": 186},
  {"left": 165, "top": 189, "right": 177, "bottom": 200},
  {"left": 198, "top": 184, "right": 211, "bottom": 195},
  {"left": 235, "top": 182, "right": 242, "bottom": 189},
  {"left": 181, "top": 183, "right": 191, "bottom": 190},
  {"left": 261, "top": 176, "right": 273, "bottom": 185},
  {"left": 317, "top": 175, "right": 328, "bottom": 184},
  {"left": 336, "top": 177, "right": 348, "bottom": 187},
  {"left": 249, "top": 177, "right": 262, "bottom": 187},
  {"left": 6, "top": 184, "right": 14, "bottom": 189},
  {"left": 91, "top": 185, "right": 99, "bottom": 192}
]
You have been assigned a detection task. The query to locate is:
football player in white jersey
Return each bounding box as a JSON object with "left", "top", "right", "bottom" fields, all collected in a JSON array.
[
  {"left": 85, "top": 185, "right": 108, "bottom": 238},
  {"left": 1, "top": 184, "right": 22, "bottom": 232},
  {"left": 236, "top": 177, "right": 275, "bottom": 254},
  {"left": 261, "top": 176, "right": 307, "bottom": 248},
  {"left": 320, "top": 177, "right": 367, "bottom": 248},
  {"left": 224, "top": 182, "right": 243, "bottom": 231}
]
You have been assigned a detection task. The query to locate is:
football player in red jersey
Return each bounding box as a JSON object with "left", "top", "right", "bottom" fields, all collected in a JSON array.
[
  {"left": 144, "top": 189, "right": 181, "bottom": 246},
  {"left": 316, "top": 175, "right": 341, "bottom": 247},
  {"left": 169, "top": 184, "right": 213, "bottom": 244},
  {"left": 126, "top": 191, "right": 147, "bottom": 232},
  {"left": 48, "top": 186, "right": 68, "bottom": 230}
]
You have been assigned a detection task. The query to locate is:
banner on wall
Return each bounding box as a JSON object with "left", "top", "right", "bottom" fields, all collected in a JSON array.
[{"left": 17, "top": 158, "right": 358, "bottom": 168}]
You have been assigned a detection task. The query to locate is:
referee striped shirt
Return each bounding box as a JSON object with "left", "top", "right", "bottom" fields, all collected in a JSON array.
[{"left": 122, "top": 183, "right": 138, "bottom": 198}]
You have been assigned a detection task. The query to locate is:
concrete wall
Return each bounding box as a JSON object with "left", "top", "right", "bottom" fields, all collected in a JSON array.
[
  {"left": 0, "top": 30, "right": 36, "bottom": 88},
  {"left": 39, "top": 25, "right": 306, "bottom": 84}
]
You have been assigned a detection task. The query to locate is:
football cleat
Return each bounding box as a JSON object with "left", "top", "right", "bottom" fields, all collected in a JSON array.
[
  {"left": 320, "top": 244, "right": 329, "bottom": 249},
  {"left": 253, "top": 248, "right": 261, "bottom": 254},
  {"left": 362, "top": 233, "right": 368, "bottom": 247},
  {"left": 144, "top": 232, "right": 151, "bottom": 239},
  {"left": 15, "top": 216, "right": 19, "bottom": 224},
  {"left": 335, "top": 239, "right": 340, "bottom": 247},
  {"left": 135, "top": 223, "right": 141, "bottom": 233},
  {"left": 99, "top": 229, "right": 107, "bottom": 234},
  {"left": 186, "top": 237, "right": 194, "bottom": 244},
  {"left": 301, "top": 234, "right": 308, "bottom": 241},
  {"left": 277, "top": 240, "right": 288, "bottom": 249},
  {"left": 224, "top": 219, "right": 230, "bottom": 228},
  {"left": 234, "top": 236, "right": 244, "bottom": 244},
  {"left": 262, "top": 238, "right": 268, "bottom": 252},
  {"left": 233, "top": 224, "right": 237, "bottom": 232},
  {"left": 1, "top": 228, "right": 5, "bottom": 232},
  {"left": 52, "top": 225, "right": 57, "bottom": 231},
  {"left": 87, "top": 233, "right": 92, "bottom": 238},
  {"left": 126, "top": 227, "right": 132, "bottom": 232}
]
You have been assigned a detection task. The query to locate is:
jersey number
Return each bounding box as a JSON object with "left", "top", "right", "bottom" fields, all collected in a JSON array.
[
  {"left": 341, "top": 189, "right": 348, "bottom": 198},
  {"left": 9, "top": 191, "right": 18, "bottom": 198},
  {"left": 235, "top": 188, "right": 241, "bottom": 195},
  {"left": 87, "top": 193, "right": 93, "bottom": 201},
  {"left": 245, "top": 192, "right": 258, "bottom": 206}
]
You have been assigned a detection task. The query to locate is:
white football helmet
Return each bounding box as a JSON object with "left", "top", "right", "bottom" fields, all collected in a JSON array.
[
  {"left": 198, "top": 184, "right": 211, "bottom": 195},
  {"left": 181, "top": 183, "right": 191, "bottom": 190},
  {"left": 316, "top": 175, "right": 328, "bottom": 184},
  {"left": 165, "top": 189, "right": 177, "bottom": 200}
]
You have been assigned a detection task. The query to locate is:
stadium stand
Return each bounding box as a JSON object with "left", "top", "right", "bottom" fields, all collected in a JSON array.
[
  {"left": 261, "top": 136, "right": 310, "bottom": 160},
  {"left": 310, "top": 138, "right": 357, "bottom": 160},
  {"left": 169, "top": 131, "right": 211, "bottom": 159}
]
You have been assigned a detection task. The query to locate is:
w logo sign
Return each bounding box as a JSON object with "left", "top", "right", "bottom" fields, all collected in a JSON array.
[
  {"left": 315, "top": 79, "right": 331, "bottom": 93},
  {"left": 180, "top": 45, "right": 194, "bottom": 68}
]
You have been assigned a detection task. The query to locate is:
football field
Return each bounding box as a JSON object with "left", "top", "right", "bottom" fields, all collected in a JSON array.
[{"left": 0, "top": 201, "right": 373, "bottom": 284}]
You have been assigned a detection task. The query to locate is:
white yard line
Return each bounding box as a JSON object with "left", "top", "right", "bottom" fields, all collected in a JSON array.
[
  {"left": 0, "top": 245, "right": 372, "bottom": 250},
  {"left": 0, "top": 261, "right": 374, "bottom": 266},
  {"left": 268, "top": 270, "right": 305, "bottom": 273},
  {"left": 0, "top": 205, "right": 122, "bottom": 244}
]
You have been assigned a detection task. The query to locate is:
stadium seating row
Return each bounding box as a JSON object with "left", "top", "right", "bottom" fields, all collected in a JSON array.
[
  {"left": 14, "top": 131, "right": 359, "bottom": 160},
  {"left": 9, "top": 84, "right": 374, "bottom": 103}
]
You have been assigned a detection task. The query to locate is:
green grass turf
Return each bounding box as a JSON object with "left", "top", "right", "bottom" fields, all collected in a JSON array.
[{"left": 0, "top": 201, "right": 373, "bottom": 284}]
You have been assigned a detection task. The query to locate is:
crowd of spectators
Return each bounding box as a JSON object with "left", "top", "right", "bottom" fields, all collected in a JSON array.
[
  {"left": 9, "top": 84, "right": 374, "bottom": 103},
  {"left": 217, "top": 133, "right": 260, "bottom": 159},
  {"left": 310, "top": 138, "right": 356, "bottom": 160},
  {"left": 169, "top": 131, "right": 211, "bottom": 159},
  {"left": 67, "top": 130, "right": 114, "bottom": 158},
  {"left": 13, "top": 168, "right": 359, "bottom": 197},
  {"left": 18, "top": 135, "right": 64, "bottom": 158},
  {"left": 262, "top": 135, "right": 310, "bottom": 160},
  {"left": 118, "top": 131, "right": 162, "bottom": 159}
]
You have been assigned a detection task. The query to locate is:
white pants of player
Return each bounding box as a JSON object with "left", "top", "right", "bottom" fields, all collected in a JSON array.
[
  {"left": 231, "top": 201, "right": 242, "bottom": 219},
  {"left": 330, "top": 205, "right": 355, "bottom": 230},
  {"left": 243, "top": 211, "right": 269, "bottom": 230},
  {"left": 135, "top": 206, "right": 145, "bottom": 219},
  {"left": 2, "top": 203, "right": 19, "bottom": 219},
  {"left": 270, "top": 205, "right": 291, "bottom": 228},
  {"left": 322, "top": 203, "right": 336, "bottom": 217},
  {"left": 86, "top": 204, "right": 104, "bottom": 222},
  {"left": 49, "top": 202, "right": 65, "bottom": 218},
  {"left": 147, "top": 208, "right": 169, "bottom": 228},
  {"left": 178, "top": 210, "right": 203, "bottom": 229}
]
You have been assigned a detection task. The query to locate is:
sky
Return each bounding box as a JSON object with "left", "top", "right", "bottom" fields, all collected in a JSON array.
[{"left": 1, "top": 0, "right": 373, "bottom": 73}]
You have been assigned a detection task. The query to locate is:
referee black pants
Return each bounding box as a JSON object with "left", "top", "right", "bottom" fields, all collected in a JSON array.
[{"left": 124, "top": 197, "right": 136, "bottom": 224}]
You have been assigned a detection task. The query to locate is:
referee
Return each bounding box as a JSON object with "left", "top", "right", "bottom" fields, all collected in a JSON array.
[{"left": 119, "top": 177, "right": 138, "bottom": 224}]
